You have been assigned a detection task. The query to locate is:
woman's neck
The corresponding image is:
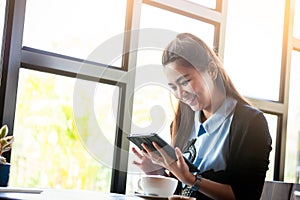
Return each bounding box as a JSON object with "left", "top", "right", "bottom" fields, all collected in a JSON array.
[{"left": 202, "top": 90, "right": 226, "bottom": 120}]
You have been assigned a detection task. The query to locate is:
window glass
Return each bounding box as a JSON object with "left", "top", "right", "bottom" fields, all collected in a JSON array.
[
  {"left": 126, "top": 79, "right": 177, "bottom": 194},
  {"left": 294, "top": 0, "right": 300, "bottom": 39},
  {"left": 187, "top": 0, "right": 216, "bottom": 9},
  {"left": 224, "top": 0, "right": 285, "bottom": 101},
  {"left": 264, "top": 113, "right": 277, "bottom": 181},
  {"left": 139, "top": 4, "right": 215, "bottom": 48},
  {"left": 125, "top": 5, "right": 215, "bottom": 194},
  {"left": 22, "top": 0, "right": 127, "bottom": 67},
  {"left": 0, "top": 0, "right": 6, "bottom": 56},
  {"left": 10, "top": 68, "right": 118, "bottom": 191},
  {"left": 130, "top": 68, "right": 176, "bottom": 143},
  {"left": 126, "top": 6, "right": 215, "bottom": 191},
  {"left": 285, "top": 50, "right": 300, "bottom": 182}
]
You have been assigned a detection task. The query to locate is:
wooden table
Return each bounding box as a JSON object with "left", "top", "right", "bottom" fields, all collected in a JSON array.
[{"left": 0, "top": 187, "right": 144, "bottom": 200}]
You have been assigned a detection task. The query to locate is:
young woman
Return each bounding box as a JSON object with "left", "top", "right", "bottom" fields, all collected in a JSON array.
[{"left": 132, "top": 33, "right": 272, "bottom": 200}]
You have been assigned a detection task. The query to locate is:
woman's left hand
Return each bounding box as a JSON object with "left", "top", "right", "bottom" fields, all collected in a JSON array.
[
  {"left": 132, "top": 147, "right": 165, "bottom": 175},
  {"left": 141, "top": 142, "right": 196, "bottom": 186}
]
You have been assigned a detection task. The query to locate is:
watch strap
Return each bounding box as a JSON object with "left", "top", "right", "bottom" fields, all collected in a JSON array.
[{"left": 190, "top": 174, "right": 202, "bottom": 191}]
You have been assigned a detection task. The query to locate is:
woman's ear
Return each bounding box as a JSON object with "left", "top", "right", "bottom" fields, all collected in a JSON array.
[{"left": 208, "top": 62, "right": 218, "bottom": 80}]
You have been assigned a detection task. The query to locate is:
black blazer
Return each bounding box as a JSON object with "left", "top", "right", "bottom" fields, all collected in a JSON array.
[{"left": 177, "top": 102, "right": 272, "bottom": 200}]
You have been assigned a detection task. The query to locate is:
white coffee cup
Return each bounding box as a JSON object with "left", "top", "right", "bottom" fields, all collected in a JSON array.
[{"left": 138, "top": 175, "right": 178, "bottom": 197}]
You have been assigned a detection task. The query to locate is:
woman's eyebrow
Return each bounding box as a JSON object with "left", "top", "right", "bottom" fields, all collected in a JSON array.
[{"left": 176, "top": 74, "right": 190, "bottom": 84}]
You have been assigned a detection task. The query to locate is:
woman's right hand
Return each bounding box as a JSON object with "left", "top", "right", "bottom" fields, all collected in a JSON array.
[{"left": 132, "top": 147, "right": 165, "bottom": 175}]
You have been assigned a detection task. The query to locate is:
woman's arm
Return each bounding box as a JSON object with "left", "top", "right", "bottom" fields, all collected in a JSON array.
[
  {"left": 142, "top": 143, "right": 236, "bottom": 200},
  {"left": 228, "top": 110, "right": 272, "bottom": 199},
  {"left": 194, "top": 176, "right": 235, "bottom": 200},
  {"left": 173, "top": 147, "right": 235, "bottom": 200}
]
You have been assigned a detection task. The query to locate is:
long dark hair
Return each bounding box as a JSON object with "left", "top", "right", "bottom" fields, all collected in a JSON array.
[{"left": 162, "top": 33, "right": 250, "bottom": 148}]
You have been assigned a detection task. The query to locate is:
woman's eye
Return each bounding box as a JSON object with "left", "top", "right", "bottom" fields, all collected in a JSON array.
[
  {"left": 170, "top": 86, "right": 177, "bottom": 91},
  {"left": 181, "top": 79, "right": 191, "bottom": 86}
]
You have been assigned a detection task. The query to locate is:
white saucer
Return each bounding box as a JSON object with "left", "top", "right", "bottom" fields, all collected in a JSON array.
[{"left": 134, "top": 192, "right": 168, "bottom": 199}]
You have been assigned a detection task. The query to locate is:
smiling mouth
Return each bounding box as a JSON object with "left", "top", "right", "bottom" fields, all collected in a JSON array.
[{"left": 182, "top": 94, "right": 197, "bottom": 105}]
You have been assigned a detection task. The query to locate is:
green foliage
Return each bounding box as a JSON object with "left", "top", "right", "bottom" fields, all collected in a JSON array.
[
  {"left": 9, "top": 70, "right": 111, "bottom": 191},
  {"left": 0, "top": 125, "right": 14, "bottom": 164}
]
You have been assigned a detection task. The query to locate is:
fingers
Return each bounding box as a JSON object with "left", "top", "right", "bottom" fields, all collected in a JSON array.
[
  {"left": 140, "top": 142, "right": 174, "bottom": 168},
  {"left": 132, "top": 147, "right": 143, "bottom": 159},
  {"left": 132, "top": 160, "right": 142, "bottom": 166},
  {"left": 175, "top": 147, "right": 185, "bottom": 164},
  {"left": 141, "top": 143, "right": 162, "bottom": 164},
  {"left": 152, "top": 142, "right": 166, "bottom": 160},
  {"left": 152, "top": 142, "right": 176, "bottom": 166},
  {"left": 141, "top": 143, "right": 152, "bottom": 154},
  {"left": 174, "top": 147, "right": 191, "bottom": 173},
  {"left": 132, "top": 147, "right": 144, "bottom": 167}
]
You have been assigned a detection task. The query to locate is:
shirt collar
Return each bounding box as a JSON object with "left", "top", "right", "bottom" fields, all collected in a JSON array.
[{"left": 194, "top": 97, "right": 237, "bottom": 135}]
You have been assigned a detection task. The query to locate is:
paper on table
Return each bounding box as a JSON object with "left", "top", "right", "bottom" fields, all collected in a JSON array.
[
  {"left": 40, "top": 189, "right": 141, "bottom": 200},
  {"left": 295, "top": 191, "right": 300, "bottom": 196}
]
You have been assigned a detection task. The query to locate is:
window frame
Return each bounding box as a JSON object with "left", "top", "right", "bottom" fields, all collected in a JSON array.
[{"left": 1, "top": 0, "right": 299, "bottom": 193}]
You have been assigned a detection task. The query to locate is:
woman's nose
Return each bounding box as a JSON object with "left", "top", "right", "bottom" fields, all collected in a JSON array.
[{"left": 174, "top": 87, "right": 186, "bottom": 100}]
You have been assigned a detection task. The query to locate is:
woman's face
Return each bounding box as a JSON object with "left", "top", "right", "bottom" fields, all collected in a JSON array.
[{"left": 164, "top": 61, "right": 215, "bottom": 112}]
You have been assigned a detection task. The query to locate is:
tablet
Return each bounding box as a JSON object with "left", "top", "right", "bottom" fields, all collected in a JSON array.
[{"left": 127, "top": 133, "right": 199, "bottom": 172}]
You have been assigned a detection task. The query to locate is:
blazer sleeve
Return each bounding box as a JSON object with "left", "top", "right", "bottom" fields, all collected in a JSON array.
[{"left": 227, "top": 104, "right": 272, "bottom": 200}]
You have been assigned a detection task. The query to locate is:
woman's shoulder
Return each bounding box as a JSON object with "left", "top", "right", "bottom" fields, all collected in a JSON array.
[
  {"left": 232, "top": 101, "right": 268, "bottom": 129},
  {"left": 231, "top": 101, "right": 270, "bottom": 137},
  {"left": 230, "top": 101, "right": 271, "bottom": 147},
  {"left": 234, "top": 101, "right": 264, "bottom": 117}
]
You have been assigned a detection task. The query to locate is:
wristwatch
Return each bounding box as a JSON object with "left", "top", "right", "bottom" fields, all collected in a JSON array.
[{"left": 190, "top": 173, "right": 202, "bottom": 191}]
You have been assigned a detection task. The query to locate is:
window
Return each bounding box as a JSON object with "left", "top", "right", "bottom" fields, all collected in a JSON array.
[
  {"left": 10, "top": 69, "right": 118, "bottom": 191},
  {"left": 224, "top": 0, "right": 285, "bottom": 101},
  {"left": 264, "top": 114, "right": 278, "bottom": 180},
  {"left": 126, "top": 3, "right": 217, "bottom": 193},
  {"left": 23, "top": 0, "right": 127, "bottom": 67},
  {"left": 127, "top": 82, "right": 176, "bottom": 194},
  {"left": 140, "top": 4, "right": 215, "bottom": 48},
  {"left": 223, "top": 0, "right": 296, "bottom": 181},
  {"left": 285, "top": 50, "right": 300, "bottom": 182},
  {"left": 2, "top": 0, "right": 299, "bottom": 194}
]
